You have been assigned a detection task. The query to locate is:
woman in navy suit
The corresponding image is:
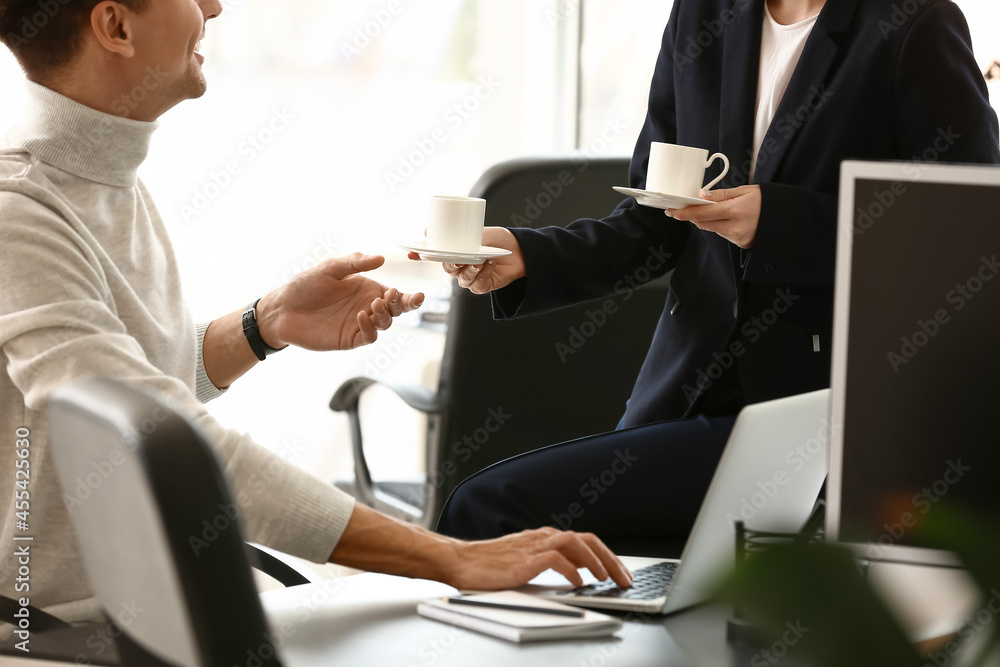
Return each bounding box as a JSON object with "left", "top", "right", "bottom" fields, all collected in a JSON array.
[{"left": 434, "top": 0, "right": 1000, "bottom": 549}]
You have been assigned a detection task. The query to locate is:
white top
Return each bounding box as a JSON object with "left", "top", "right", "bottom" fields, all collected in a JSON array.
[
  {"left": 0, "top": 81, "right": 355, "bottom": 625},
  {"left": 749, "top": 4, "right": 819, "bottom": 182}
]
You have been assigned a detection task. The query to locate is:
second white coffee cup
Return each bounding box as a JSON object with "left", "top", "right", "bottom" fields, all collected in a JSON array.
[
  {"left": 646, "top": 142, "right": 730, "bottom": 198},
  {"left": 428, "top": 195, "right": 486, "bottom": 253}
]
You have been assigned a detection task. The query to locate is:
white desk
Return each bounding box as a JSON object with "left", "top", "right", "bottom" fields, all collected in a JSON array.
[
  {"left": 257, "top": 558, "right": 981, "bottom": 667},
  {"left": 259, "top": 571, "right": 749, "bottom": 667}
]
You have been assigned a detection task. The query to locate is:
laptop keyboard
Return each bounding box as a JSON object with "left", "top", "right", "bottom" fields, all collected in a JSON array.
[{"left": 558, "top": 561, "right": 677, "bottom": 600}]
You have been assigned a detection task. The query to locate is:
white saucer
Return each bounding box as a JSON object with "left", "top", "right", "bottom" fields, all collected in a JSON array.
[
  {"left": 613, "top": 186, "right": 715, "bottom": 210},
  {"left": 398, "top": 241, "right": 512, "bottom": 265}
]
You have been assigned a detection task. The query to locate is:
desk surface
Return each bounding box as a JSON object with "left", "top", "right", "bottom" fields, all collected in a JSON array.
[
  {"left": 4, "top": 558, "right": 973, "bottom": 666},
  {"left": 260, "top": 570, "right": 760, "bottom": 667},
  {"left": 259, "top": 557, "right": 978, "bottom": 667}
]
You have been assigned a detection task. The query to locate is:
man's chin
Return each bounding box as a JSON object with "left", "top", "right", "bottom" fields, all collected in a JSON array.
[
  {"left": 184, "top": 73, "right": 209, "bottom": 101},
  {"left": 189, "top": 84, "right": 208, "bottom": 100},
  {"left": 157, "top": 79, "right": 208, "bottom": 118}
]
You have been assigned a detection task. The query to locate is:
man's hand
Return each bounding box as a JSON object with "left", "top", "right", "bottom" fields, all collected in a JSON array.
[
  {"left": 666, "top": 185, "right": 762, "bottom": 249},
  {"left": 408, "top": 227, "right": 526, "bottom": 295},
  {"left": 260, "top": 253, "right": 424, "bottom": 351},
  {"left": 202, "top": 253, "right": 423, "bottom": 390},
  {"left": 444, "top": 527, "right": 634, "bottom": 591},
  {"left": 331, "top": 504, "right": 632, "bottom": 591}
]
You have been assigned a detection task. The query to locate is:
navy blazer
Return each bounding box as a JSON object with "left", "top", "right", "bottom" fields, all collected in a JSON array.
[{"left": 494, "top": 0, "right": 1000, "bottom": 428}]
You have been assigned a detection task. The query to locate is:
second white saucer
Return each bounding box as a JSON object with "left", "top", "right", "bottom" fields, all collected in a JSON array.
[
  {"left": 398, "top": 241, "right": 512, "bottom": 265},
  {"left": 613, "top": 186, "right": 715, "bottom": 210}
]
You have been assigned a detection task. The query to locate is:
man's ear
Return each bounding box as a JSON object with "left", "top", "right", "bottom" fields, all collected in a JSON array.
[{"left": 90, "top": 1, "right": 136, "bottom": 58}]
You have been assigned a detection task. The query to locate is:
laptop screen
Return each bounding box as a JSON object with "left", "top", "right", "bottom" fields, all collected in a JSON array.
[{"left": 828, "top": 161, "right": 1000, "bottom": 566}]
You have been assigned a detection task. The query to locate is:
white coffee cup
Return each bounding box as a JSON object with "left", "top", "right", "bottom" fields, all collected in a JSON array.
[
  {"left": 646, "top": 142, "right": 730, "bottom": 198},
  {"left": 427, "top": 195, "right": 486, "bottom": 253}
]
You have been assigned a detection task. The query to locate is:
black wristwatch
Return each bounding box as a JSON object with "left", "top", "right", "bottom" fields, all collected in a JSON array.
[{"left": 242, "top": 298, "right": 284, "bottom": 361}]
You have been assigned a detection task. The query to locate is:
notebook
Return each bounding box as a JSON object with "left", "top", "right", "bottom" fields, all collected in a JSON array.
[{"left": 417, "top": 591, "right": 622, "bottom": 643}]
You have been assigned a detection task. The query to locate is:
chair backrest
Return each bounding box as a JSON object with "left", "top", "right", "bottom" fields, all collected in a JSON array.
[
  {"left": 425, "top": 157, "right": 671, "bottom": 520},
  {"left": 48, "top": 378, "right": 281, "bottom": 667}
]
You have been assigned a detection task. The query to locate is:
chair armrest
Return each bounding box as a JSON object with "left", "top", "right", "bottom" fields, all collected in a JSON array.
[
  {"left": 329, "top": 377, "right": 441, "bottom": 414},
  {"left": 245, "top": 543, "right": 321, "bottom": 587},
  {"left": 0, "top": 595, "right": 71, "bottom": 632},
  {"left": 329, "top": 377, "right": 441, "bottom": 509}
]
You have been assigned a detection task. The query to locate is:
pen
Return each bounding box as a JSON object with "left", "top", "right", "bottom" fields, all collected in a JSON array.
[{"left": 443, "top": 596, "right": 585, "bottom": 618}]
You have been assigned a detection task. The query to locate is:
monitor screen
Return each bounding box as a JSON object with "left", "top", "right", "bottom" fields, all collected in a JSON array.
[{"left": 828, "top": 161, "right": 1000, "bottom": 566}]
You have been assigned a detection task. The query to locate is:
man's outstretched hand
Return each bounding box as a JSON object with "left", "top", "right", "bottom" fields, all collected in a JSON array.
[{"left": 260, "top": 253, "right": 424, "bottom": 351}]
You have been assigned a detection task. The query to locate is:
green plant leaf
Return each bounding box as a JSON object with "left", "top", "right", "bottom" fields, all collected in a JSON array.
[{"left": 713, "top": 541, "right": 922, "bottom": 667}]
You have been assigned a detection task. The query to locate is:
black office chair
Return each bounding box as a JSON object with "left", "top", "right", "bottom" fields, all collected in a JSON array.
[
  {"left": 28, "top": 378, "right": 292, "bottom": 666},
  {"left": 330, "top": 157, "right": 672, "bottom": 539}
]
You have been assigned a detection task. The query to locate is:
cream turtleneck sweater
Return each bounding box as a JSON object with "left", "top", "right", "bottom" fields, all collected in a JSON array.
[{"left": 0, "top": 81, "right": 355, "bottom": 625}]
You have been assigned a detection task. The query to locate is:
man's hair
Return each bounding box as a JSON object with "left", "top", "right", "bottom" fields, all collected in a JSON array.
[{"left": 0, "top": 0, "right": 147, "bottom": 78}]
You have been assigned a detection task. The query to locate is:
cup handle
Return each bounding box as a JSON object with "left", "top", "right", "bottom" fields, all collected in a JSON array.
[{"left": 702, "top": 153, "right": 730, "bottom": 192}]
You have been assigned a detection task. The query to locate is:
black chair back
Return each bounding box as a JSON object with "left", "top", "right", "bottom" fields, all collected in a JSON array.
[{"left": 430, "top": 157, "right": 671, "bottom": 512}]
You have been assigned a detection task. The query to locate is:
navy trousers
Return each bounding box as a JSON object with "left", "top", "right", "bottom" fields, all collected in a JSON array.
[{"left": 436, "top": 415, "right": 737, "bottom": 557}]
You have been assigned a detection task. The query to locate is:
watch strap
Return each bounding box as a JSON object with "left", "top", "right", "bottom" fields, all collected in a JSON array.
[{"left": 242, "top": 298, "right": 283, "bottom": 361}]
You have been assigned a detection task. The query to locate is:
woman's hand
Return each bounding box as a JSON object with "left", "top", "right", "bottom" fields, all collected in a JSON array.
[
  {"left": 666, "top": 185, "right": 762, "bottom": 249},
  {"left": 408, "top": 227, "right": 527, "bottom": 295}
]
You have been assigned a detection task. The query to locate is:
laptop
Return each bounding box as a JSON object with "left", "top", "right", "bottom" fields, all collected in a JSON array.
[{"left": 522, "top": 389, "right": 831, "bottom": 615}]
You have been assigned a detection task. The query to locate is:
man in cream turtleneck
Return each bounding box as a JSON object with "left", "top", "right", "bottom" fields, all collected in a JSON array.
[{"left": 0, "top": 0, "right": 631, "bottom": 627}]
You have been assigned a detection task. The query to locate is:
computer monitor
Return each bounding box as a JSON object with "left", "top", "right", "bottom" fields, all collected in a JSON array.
[{"left": 827, "top": 160, "right": 1000, "bottom": 567}]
